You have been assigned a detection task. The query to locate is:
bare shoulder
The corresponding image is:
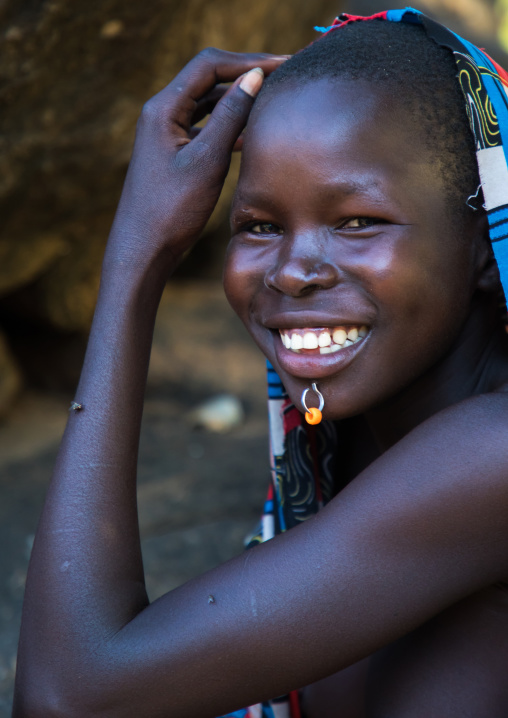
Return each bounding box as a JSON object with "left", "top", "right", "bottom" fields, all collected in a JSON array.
[
  {"left": 384, "top": 386, "right": 508, "bottom": 487},
  {"left": 328, "top": 387, "right": 508, "bottom": 598}
]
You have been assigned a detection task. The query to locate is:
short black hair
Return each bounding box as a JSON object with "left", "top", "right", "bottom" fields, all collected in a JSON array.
[{"left": 259, "top": 19, "right": 480, "bottom": 216}]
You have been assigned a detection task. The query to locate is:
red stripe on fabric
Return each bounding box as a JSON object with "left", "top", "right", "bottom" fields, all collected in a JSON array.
[
  {"left": 283, "top": 401, "right": 304, "bottom": 435},
  {"left": 481, "top": 51, "right": 508, "bottom": 87},
  {"left": 325, "top": 10, "right": 389, "bottom": 33},
  {"left": 289, "top": 690, "right": 302, "bottom": 718},
  {"left": 306, "top": 424, "right": 323, "bottom": 505},
  {"left": 336, "top": 11, "right": 389, "bottom": 25}
]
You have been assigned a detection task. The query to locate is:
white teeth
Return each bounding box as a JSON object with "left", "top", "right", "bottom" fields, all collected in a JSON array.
[
  {"left": 291, "top": 334, "right": 303, "bottom": 351},
  {"left": 279, "top": 325, "right": 369, "bottom": 354},
  {"left": 332, "top": 328, "right": 347, "bottom": 345},
  {"left": 319, "top": 344, "right": 341, "bottom": 355},
  {"left": 318, "top": 331, "right": 331, "bottom": 347},
  {"left": 303, "top": 332, "right": 319, "bottom": 349}
]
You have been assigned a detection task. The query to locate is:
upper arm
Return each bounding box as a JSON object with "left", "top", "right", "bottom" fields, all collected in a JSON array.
[{"left": 44, "top": 394, "right": 508, "bottom": 717}]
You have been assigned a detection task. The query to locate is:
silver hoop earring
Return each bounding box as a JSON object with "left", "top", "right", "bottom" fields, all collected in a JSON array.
[{"left": 301, "top": 382, "right": 324, "bottom": 425}]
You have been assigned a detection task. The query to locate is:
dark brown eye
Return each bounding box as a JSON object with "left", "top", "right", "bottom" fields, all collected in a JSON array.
[
  {"left": 340, "top": 217, "right": 381, "bottom": 229},
  {"left": 250, "top": 222, "right": 281, "bottom": 235}
]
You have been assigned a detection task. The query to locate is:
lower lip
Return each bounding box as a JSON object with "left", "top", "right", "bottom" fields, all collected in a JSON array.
[{"left": 273, "top": 334, "right": 369, "bottom": 378}]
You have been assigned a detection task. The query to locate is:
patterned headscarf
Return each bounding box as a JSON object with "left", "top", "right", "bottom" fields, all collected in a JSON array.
[{"left": 222, "top": 8, "right": 508, "bottom": 718}]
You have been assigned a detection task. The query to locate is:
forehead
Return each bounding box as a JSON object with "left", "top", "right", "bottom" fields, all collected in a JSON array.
[
  {"left": 250, "top": 78, "right": 387, "bottom": 140},
  {"left": 235, "top": 78, "right": 445, "bottom": 212}
]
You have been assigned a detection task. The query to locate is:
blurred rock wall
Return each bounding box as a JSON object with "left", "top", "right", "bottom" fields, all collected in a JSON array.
[{"left": 0, "top": 0, "right": 341, "bottom": 413}]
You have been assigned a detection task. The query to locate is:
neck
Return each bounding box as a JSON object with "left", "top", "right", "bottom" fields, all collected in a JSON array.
[{"left": 365, "top": 293, "right": 508, "bottom": 452}]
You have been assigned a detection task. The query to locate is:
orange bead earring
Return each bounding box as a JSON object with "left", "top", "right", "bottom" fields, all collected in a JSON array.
[{"left": 301, "top": 382, "right": 324, "bottom": 425}]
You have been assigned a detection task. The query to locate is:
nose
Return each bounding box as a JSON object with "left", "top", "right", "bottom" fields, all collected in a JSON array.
[{"left": 264, "top": 234, "right": 340, "bottom": 297}]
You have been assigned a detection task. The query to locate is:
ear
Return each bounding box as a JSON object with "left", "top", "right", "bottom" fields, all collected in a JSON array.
[{"left": 472, "top": 214, "right": 501, "bottom": 292}]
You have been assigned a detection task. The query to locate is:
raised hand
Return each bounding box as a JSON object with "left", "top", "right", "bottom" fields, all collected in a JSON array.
[{"left": 107, "top": 49, "right": 288, "bottom": 274}]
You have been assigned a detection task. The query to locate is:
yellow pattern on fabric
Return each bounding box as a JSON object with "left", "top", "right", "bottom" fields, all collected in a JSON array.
[
  {"left": 478, "top": 65, "right": 508, "bottom": 89},
  {"left": 458, "top": 60, "right": 500, "bottom": 147}
]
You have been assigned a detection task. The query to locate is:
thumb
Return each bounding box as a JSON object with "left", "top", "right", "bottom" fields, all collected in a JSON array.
[{"left": 197, "top": 67, "right": 264, "bottom": 155}]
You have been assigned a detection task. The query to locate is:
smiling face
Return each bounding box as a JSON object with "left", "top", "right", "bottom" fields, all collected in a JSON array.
[{"left": 224, "top": 79, "right": 485, "bottom": 420}]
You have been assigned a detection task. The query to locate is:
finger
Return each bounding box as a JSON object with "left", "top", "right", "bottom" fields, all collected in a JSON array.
[
  {"left": 191, "top": 85, "right": 229, "bottom": 126},
  {"left": 195, "top": 67, "right": 264, "bottom": 156},
  {"left": 170, "top": 49, "right": 288, "bottom": 103},
  {"left": 189, "top": 126, "right": 243, "bottom": 151},
  {"left": 158, "top": 49, "right": 288, "bottom": 132},
  {"left": 232, "top": 134, "right": 244, "bottom": 152}
]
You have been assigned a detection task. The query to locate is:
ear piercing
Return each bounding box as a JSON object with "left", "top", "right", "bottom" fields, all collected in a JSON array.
[{"left": 301, "top": 382, "right": 324, "bottom": 425}]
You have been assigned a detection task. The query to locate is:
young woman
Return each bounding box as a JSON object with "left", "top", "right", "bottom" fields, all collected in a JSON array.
[{"left": 13, "top": 9, "right": 508, "bottom": 717}]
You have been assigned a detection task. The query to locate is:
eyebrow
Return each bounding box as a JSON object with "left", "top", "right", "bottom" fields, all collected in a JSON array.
[{"left": 231, "top": 178, "right": 384, "bottom": 213}]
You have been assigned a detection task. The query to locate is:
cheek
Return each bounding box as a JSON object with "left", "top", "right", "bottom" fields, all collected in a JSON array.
[
  {"left": 338, "top": 239, "right": 428, "bottom": 326},
  {"left": 223, "top": 242, "right": 264, "bottom": 322},
  {"left": 361, "top": 236, "right": 473, "bottom": 325}
]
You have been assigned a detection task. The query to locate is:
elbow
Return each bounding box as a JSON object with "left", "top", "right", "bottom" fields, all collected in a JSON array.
[
  {"left": 13, "top": 663, "right": 115, "bottom": 718},
  {"left": 14, "top": 680, "right": 90, "bottom": 718},
  {"left": 14, "top": 687, "right": 112, "bottom": 718},
  {"left": 14, "top": 684, "right": 72, "bottom": 718}
]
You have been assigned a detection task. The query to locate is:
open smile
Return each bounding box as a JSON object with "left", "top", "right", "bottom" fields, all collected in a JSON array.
[
  {"left": 279, "top": 325, "right": 369, "bottom": 354},
  {"left": 270, "top": 322, "right": 372, "bottom": 379}
]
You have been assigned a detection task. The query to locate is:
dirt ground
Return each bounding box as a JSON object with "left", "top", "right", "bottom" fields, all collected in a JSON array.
[{"left": 0, "top": 281, "right": 271, "bottom": 716}]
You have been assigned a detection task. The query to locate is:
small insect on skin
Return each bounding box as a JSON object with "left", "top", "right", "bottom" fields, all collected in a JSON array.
[{"left": 208, "top": 595, "right": 215, "bottom": 604}]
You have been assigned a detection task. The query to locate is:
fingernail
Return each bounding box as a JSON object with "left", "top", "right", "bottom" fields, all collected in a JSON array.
[{"left": 239, "top": 67, "right": 264, "bottom": 97}]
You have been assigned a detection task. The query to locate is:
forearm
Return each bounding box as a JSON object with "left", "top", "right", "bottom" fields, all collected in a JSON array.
[{"left": 16, "top": 251, "right": 168, "bottom": 698}]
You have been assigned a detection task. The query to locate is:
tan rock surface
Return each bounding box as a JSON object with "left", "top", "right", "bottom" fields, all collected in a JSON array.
[{"left": 0, "top": 0, "right": 339, "bottom": 333}]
